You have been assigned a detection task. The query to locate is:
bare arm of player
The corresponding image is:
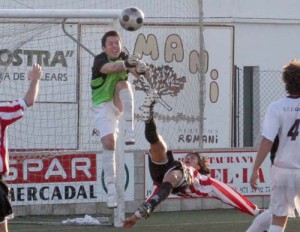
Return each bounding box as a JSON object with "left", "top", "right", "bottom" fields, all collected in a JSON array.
[
  {"left": 100, "top": 53, "right": 141, "bottom": 74},
  {"left": 23, "top": 63, "right": 43, "bottom": 107},
  {"left": 100, "top": 61, "right": 148, "bottom": 79},
  {"left": 100, "top": 61, "right": 128, "bottom": 74},
  {"left": 250, "top": 136, "right": 273, "bottom": 190}
]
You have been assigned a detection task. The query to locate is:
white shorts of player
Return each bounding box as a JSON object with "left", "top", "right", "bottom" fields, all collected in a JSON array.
[
  {"left": 92, "top": 101, "right": 121, "bottom": 139},
  {"left": 269, "top": 165, "right": 300, "bottom": 217}
]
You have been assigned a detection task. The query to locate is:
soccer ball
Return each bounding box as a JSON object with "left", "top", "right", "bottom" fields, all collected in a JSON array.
[{"left": 119, "top": 7, "right": 144, "bottom": 31}]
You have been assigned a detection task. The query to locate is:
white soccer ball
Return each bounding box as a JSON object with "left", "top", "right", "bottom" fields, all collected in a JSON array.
[{"left": 119, "top": 7, "right": 144, "bottom": 31}]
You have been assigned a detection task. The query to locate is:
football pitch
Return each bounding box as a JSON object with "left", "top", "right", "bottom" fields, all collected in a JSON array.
[{"left": 10, "top": 209, "right": 300, "bottom": 232}]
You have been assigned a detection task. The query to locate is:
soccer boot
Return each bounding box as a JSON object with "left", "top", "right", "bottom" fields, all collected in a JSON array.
[{"left": 140, "top": 89, "right": 159, "bottom": 122}]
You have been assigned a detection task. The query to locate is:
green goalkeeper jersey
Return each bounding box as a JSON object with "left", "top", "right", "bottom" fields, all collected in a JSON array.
[{"left": 91, "top": 52, "right": 128, "bottom": 107}]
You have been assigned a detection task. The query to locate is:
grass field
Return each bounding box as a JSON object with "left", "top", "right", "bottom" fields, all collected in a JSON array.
[{"left": 9, "top": 209, "right": 300, "bottom": 232}]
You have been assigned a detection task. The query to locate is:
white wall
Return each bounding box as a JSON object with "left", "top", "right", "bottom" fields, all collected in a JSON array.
[
  {"left": 204, "top": 0, "right": 300, "bottom": 20},
  {"left": 204, "top": 0, "right": 300, "bottom": 70},
  {"left": 235, "top": 23, "right": 300, "bottom": 70}
]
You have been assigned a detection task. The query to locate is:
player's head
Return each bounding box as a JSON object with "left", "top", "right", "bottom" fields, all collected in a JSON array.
[
  {"left": 183, "top": 152, "right": 210, "bottom": 175},
  {"left": 282, "top": 59, "right": 300, "bottom": 96},
  {"left": 101, "top": 30, "right": 122, "bottom": 59}
]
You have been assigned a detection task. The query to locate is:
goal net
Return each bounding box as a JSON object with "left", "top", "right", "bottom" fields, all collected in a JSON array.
[
  {"left": 0, "top": 0, "right": 212, "bottom": 228},
  {"left": 0, "top": 7, "right": 127, "bottom": 227}
]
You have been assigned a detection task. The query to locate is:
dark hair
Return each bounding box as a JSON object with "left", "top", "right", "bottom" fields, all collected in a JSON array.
[
  {"left": 282, "top": 59, "right": 300, "bottom": 95},
  {"left": 101, "top": 30, "right": 122, "bottom": 48},
  {"left": 186, "top": 152, "right": 210, "bottom": 175}
]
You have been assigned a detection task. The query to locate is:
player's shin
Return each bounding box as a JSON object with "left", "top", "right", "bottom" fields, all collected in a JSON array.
[
  {"left": 246, "top": 209, "right": 272, "bottom": 232},
  {"left": 136, "top": 182, "right": 173, "bottom": 219},
  {"left": 102, "top": 148, "right": 117, "bottom": 208},
  {"left": 148, "top": 182, "right": 173, "bottom": 209},
  {"left": 145, "top": 118, "right": 159, "bottom": 144},
  {"left": 119, "top": 88, "right": 135, "bottom": 145}
]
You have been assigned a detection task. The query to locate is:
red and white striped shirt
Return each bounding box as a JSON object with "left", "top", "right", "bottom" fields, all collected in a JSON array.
[
  {"left": 0, "top": 98, "right": 27, "bottom": 176},
  {"left": 148, "top": 165, "right": 259, "bottom": 216}
]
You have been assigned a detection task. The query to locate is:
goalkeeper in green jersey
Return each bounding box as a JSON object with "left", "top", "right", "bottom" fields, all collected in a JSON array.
[{"left": 91, "top": 30, "right": 147, "bottom": 208}]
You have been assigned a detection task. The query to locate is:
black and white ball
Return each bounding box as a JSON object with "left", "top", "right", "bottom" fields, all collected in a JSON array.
[{"left": 119, "top": 7, "right": 144, "bottom": 31}]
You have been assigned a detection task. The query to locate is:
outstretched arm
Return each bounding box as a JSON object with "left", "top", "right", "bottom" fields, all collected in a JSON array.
[
  {"left": 100, "top": 53, "right": 141, "bottom": 74},
  {"left": 23, "top": 63, "right": 43, "bottom": 107},
  {"left": 250, "top": 137, "right": 273, "bottom": 190}
]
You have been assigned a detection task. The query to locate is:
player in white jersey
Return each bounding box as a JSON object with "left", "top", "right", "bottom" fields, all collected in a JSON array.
[
  {"left": 245, "top": 137, "right": 281, "bottom": 232},
  {"left": 250, "top": 59, "right": 300, "bottom": 232},
  {"left": 0, "top": 64, "right": 42, "bottom": 232},
  {"left": 123, "top": 90, "right": 261, "bottom": 228}
]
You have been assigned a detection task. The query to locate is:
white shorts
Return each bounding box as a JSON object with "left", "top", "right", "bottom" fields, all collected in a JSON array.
[
  {"left": 92, "top": 101, "right": 121, "bottom": 139},
  {"left": 269, "top": 165, "right": 300, "bottom": 217}
]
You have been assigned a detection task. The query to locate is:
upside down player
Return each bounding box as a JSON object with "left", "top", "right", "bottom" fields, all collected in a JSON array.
[{"left": 123, "top": 90, "right": 262, "bottom": 228}]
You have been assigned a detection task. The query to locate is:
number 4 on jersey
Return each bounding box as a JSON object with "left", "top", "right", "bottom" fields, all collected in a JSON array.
[{"left": 287, "top": 119, "right": 300, "bottom": 141}]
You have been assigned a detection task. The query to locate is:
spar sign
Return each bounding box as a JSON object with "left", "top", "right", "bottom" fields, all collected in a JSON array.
[
  {"left": 145, "top": 150, "right": 272, "bottom": 198},
  {"left": 5, "top": 153, "right": 134, "bottom": 205}
]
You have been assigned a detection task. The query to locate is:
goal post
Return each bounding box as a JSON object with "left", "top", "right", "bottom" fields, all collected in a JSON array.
[
  {"left": 0, "top": 9, "right": 122, "bottom": 18},
  {"left": 0, "top": 7, "right": 128, "bottom": 228},
  {"left": 198, "top": 0, "right": 206, "bottom": 150}
]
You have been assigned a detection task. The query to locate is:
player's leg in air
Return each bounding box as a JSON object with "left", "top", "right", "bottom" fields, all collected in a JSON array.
[
  {"left": 123, "top": 89, "right": 184, "bottom": 228},
  {"left": 208, "top": 177, "right": 261, "bottom": 216},
  {"left": 183, "top": 152, "right": 263, "bottom": 217},
  {"left": 138, "top": 89, "right": 171, "bottom": 217}
]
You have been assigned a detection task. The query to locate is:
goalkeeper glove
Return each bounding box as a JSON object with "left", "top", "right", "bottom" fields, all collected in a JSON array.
[
  {"left": 136, "top": 60, "right": 148, "bottom": 75},
  {"left": 123, "top": 53, "right": 141, "bottom": 68}
]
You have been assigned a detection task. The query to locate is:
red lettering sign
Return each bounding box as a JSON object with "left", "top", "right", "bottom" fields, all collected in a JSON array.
[{"left": 6, "top": 154, "right": 97, "bottom": 184}]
